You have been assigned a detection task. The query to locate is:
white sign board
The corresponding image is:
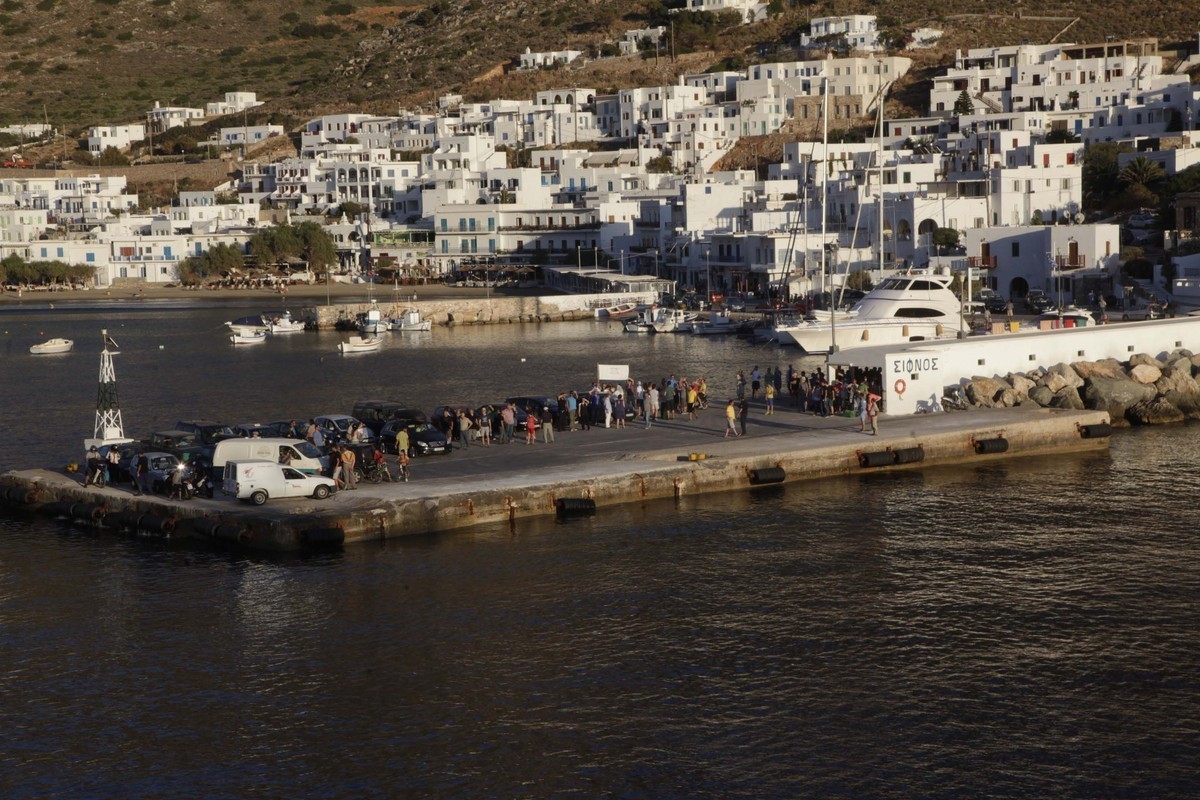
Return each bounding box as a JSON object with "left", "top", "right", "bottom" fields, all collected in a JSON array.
[{"left": 597, "top": 364, "right": 630, "bottom": 383}]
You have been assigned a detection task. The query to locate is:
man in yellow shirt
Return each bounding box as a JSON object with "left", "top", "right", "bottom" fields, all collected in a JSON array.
[{"left": 724, "top": 399, "right": 739, "bottom": 437}]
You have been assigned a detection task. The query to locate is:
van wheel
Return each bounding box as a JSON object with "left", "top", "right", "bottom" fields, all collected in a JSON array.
[
  {"left": 313, "top": 485, "right": 330, "bottom": 500},
  {"left": 250, "top": 490, "right": 268, "bottom": 505}
]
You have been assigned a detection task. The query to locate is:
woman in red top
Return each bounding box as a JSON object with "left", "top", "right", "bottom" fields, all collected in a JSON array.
[{"left": 525, "top": 411, "right": 537, "bottom": 444}]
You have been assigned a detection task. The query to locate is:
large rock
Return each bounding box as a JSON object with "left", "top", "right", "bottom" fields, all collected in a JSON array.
[
  {"left": 1129, "top": 353, "right": 1165, "bottom": 370},
  {"left": 1126, "top": 397, "right": 1186, "bottom": 425},
  {"left": 966, "top": 376, "right": 1010, "bottom": 407},
  {"left": 1042, "top": 371, "right": 1071, "bottom": 394},
  {"left": 1071, "top": 359, "right": 1127, "bottom": 380},
  {"left": 1047, "top": 362, "right": 1084, "bottom": 389},
  {"left": 1026, "top": 367, "right": 1046, "bottom": 382},
  {"left": 1007, "top": 373, "right": 1037, "bottom": 399},
  {"left": 1028, "top": 385, "right": 1055, "bottom": 407},
  {"left": 1049, "top": 386, "right": 1085, "bottom": 410},
  {"left": 1130, "top": 363, "right": 1163, "bottom": 384},
  {"left": 1083, "top": 375, "right": 1156, "bottom": 421},
  {"left": 1155, "top": 364, "right": 1200, "bottom": 417}
]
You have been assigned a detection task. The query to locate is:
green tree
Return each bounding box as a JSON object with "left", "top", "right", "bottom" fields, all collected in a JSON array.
[
  {"left": 335, "top": 201, "right": 367, "bottom": 218},
  {"left": 97, "top": 146, "right": 129, "bottom": 166},
  {"left": 295, "top": 220, "right": 337, "bottom": 274},
  {"left": 1119, "top": 155, "right": 1165, "bottom": 187},
  {"left": 1045, "top": 128, "right": 1080, "bottom": 144},
  {"left": 845, "top": 269, "right": 873, "bottom": 292},
  {"left": 644, "top": 154, "right": 674, "bottom": 173},
  {"left": 249, "top": 225, "right": 301, "bottom": 265},
  {"left": 932, "top": 227, "right": 960, "bottom": 254},
  {"left": 953, "top": 90, "right": 973, "bottom": 116},
  {"left": 1081, "top": 142, "right": 1133, "bottom": 210}
]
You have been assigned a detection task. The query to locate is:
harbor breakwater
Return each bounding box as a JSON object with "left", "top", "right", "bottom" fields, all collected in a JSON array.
[
  {"left": 961, "top": 348, "right": 1200, "bottom": 426},
  {"left": 306, "top": 290, "right": 659, "bottom": 329},
  {"left": 0, "top": 407, "right": 1111, "bottom": 552}
]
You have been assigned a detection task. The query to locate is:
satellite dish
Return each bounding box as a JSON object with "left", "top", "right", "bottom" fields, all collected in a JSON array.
[{"left": 1073, "top": 212, "right": 1085, "bottom": 224}]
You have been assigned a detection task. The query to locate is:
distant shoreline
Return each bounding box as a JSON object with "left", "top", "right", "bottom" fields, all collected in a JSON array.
[{"left": 0, "top": 282, "right": 545, "bottom": 307}]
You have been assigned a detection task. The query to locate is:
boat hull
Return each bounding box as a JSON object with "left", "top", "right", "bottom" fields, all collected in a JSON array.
[
  {"left": 30, "top": 338, "right": 73, "bottom": 354},
  {"left": 785, "top": 319, "right": 952, "bottom": 353}
]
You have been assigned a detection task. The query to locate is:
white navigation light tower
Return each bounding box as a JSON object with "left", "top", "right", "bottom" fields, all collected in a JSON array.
[{"left": 84, "top": 330, "right": 134, "bottom": 452}]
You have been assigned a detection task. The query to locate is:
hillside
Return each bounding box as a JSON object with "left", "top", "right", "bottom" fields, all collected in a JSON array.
[{"left": 1, "top": 0, "right": 1198, "bottom": 146}]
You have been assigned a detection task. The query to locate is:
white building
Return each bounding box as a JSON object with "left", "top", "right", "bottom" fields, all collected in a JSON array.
[
  {"left": 800, "top": 15, "right": 882, "bottom": 52},
  {"left": 147, "top": 102, "right": 205, "bottom": 134},
  {"left": 205, "top": 92, "right": 263, "bottom": 117},
  {"left": 518, "top": 48, "right": 583, "bottom": 70},
  {"left": 619, "top": 27, "right": 667, "bottom": 56},
  {"left": 216, "top": 124, "right": 284, "bottom": 147},
  {"left": 87, "top": 124, "right": 146, "bottom": 155},
  {"left": 684, "top": 0, "right": 768, "bottom": 24}
]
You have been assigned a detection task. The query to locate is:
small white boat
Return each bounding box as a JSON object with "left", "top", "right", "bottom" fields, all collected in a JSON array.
[
  {"left": 388, "top": 309, "right": 432, "bottom": 332},
  {"left": 267, "top": 311, "right": 306, "bottom": 333},
  {"left": 29, "top": 338, "right": 73, "bottom": 355},
  {"left": 226, "top": 315, "right": 268, "bottom": 335},
  {"left": 338, "top": 335, "right": 382, "bottom": 354},
  {"left": 690, "top": 313, "right": 736, "bottom": 335},
  {"left": 650, "top": 308, "right": 698, "bottom": 334},
  {"left": 230, "top": 330, "right": 267, "bottom": 345}
]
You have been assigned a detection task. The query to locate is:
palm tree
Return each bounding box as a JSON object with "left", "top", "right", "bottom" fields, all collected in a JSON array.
[{"left": 1119, "top": 155, "right": 1165, "bottom": 187}]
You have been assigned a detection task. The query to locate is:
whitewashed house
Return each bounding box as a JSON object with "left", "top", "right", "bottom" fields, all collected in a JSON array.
[
  {"left": 205, "top": 92, "right": 263, "bottom": 117},
  {"left": 87, "top": 124, "right": 145, "bottom": 155}
]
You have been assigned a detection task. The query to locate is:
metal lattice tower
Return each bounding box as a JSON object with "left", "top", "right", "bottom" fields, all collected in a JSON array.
[{"left": 93, "top": 329, "right": 125, "bottom": 441}]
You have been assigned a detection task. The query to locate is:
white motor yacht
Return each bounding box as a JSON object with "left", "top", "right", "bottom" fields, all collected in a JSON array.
[{"left": 774, "top": 272, "right": 963, "bottom": 353}]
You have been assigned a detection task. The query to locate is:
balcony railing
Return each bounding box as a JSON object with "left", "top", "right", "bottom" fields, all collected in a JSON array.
[
  {"left": 968, "top": 255, "right": 997, "bottom": 269},
  {"left": 1054, "top": 255, "right": 1086, "bottom": 270}
]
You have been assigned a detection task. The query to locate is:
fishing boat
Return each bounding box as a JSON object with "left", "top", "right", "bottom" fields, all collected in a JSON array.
[
  {"left": 387, "top": 309, "right": 432, "bottom": 332},
  {"left": 648, "top": 308, "right": 697, "bottom": 333},
  {"left": 359, "top": 301, "right": 388, "bottom": 335},
  {"left": 690, "top": 313, "right": 737, "bottom": 335},
  {"left": 29, "top": 338, "right": 73, "bottom": 354},
  {"left": 622, "top": 305, "right": 659, "bottom": 334},
  {"left": 230, "top": 330, "right": 267, "bottom": 345},
  {"left": 266, "top": 311, "right": 306, "bottom": 333},
  {"left": 772, "top": 271, "right": 962, "bottom": 353},
  {"left": 597, "top": 301, "right": 640, "bottom": 321},
  {"left": 226, "top": 315, "right": 268, "bottom": 335},
  {"left": 338, "top": 335, "right": 382, "bottom": 354}
]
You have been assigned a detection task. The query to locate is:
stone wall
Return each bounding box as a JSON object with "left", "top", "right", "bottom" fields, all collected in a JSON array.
[{"left": 307, "top": 291, "right": 659, "bottom": 329}]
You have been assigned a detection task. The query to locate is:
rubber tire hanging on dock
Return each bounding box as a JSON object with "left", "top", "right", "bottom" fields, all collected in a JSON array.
[
  {"left": 858, "top": 451, "right": 895, "bottom": 468},
  {"left": 973, "top": 437, "right": 1009, "bottom": 455},
  {"left": 1079, "top": 423, "right": 1112, "bottom": 439},
  {"left": 748, "top": 467, "right": 786, "bottom": 485},
  {"left": 555, "top": 498, "right": 596, "bottom": 518}
]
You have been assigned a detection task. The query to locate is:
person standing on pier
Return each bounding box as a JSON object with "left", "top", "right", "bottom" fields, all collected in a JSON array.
[
  {"left": 341, "top": 446, "right": 358, "bottom": 490},
  {"left": 578, "top": 394, "right": 592, "bottom": 430},
  {"left": 541, "top": 407, "right": 556, "bottom": 442},
  {"left": 738, "top": 398, "right": 749, "bottom": 436},
  {"left": 396, "top": 426, "right": 410, "bottom": 458},
  {"left": 457, "top": 411, "right": 472, "bottom": 449},
  {"left": 736, "top": 370, "right": 746, "bottom": 400},
  {"left": 724, "top": 399, "right": 739, "bottom": 438},
  {"left": 750, "top": 366, "right": 762, "bottom": 399},
  {"left": 866, "top": 391, "right": 882, "bottom": 435},
  {"left": 525, "top": 410, "right": 537, "bottom": 444},
  {"left": 134, "top": 450, "right": 149, "bottom": 496},
  {"left": 646, "top": 384, "right": 659, "bottom": 429},
  {"left": 764, "top": 383, "right": 775, "bottom": 415},
  {"left": 500, "top": 403, "right": 515, "bottom": 443}
]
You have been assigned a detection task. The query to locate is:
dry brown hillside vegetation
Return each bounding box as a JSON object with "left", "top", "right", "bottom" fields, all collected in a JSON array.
[{"left": 1, "top": 0, "right": 1197, "bottom": 146}]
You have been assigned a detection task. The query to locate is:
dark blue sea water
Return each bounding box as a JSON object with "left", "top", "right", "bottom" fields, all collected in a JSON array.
[{"left": 1, "top": 301, "right": 1197, "bottom": 798}]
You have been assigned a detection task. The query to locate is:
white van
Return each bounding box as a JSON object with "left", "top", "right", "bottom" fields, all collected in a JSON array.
[
  {"left": 222, "top": 460, "right": 336, "bottom": 505},
  {"left": 211, "top": 437, "right": 327, "bottom": 476}
]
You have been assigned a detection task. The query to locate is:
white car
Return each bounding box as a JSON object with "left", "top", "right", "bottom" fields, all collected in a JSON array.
[
  {"left": 1120, "top": 302, "right": 1162, "bottom": 321},
  {"left": 222, "top": 459, "right": 336, "bottom": 505}
]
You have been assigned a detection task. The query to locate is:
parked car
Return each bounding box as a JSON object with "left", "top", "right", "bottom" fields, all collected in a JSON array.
[
  {"left": 1120, "top": 301, "right": 1162, "bottom": 321},
  {"left": 221, "top": 460, "right": 336, "bottom": 505},
  {"left": 430, "top": 404, "right": 477, "bottom": 435},
  {"left": 232, "top": 422, "right": 291, "bottom": 439},
  {"left": 978, "top": 290, "right": 1009, "bottom": 314},
  {"left": 174, "top": 420, "right": 236, "bottom": 448},
  {"left": 505, "top": 395, "right": 559, "bottom": 426},
  {"left": 380, "top": 419, "right": 451, "bottom": 456},
  {"left": 314, "top": 414, "right": 376, "bottom": 445},
  {"left": 211, "top": 437, "right": 328, "bottom": 476},
  {"left": 1127, "top": 212, "right": 1158, "bottom": 229},
  {"left": 141, "top": 451, "right": 183, "bottom": 495},
  {"left": 1025, "top": 289, "right": 1054, "bottom": 314},
  {"left": 351, "top": 400, "right": 407, "bottom": 435},
  {"left": 147, "top": 429, "right": 205, "bottom": 462},
  {"left": 98, "top": 441, "right": 147, "bottom": 485}
]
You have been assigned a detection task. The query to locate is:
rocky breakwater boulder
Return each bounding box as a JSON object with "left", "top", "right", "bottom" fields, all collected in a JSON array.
[{"left": 958, "top": 352, "right": 1200, "bottom": 427}]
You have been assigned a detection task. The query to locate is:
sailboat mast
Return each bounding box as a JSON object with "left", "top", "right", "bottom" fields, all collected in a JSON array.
[{"left": 822, "top": 77, "right": 835, "bottom": 353}]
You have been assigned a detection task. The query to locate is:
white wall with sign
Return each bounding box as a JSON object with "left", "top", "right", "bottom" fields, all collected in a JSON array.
[{"left": 883, "top": 349, "right": 947, "bottom": 414}]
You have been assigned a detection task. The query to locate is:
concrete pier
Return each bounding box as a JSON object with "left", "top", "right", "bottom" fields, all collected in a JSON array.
[{"left": 1, "top": 404, "right": 1112, "bottom": 551}]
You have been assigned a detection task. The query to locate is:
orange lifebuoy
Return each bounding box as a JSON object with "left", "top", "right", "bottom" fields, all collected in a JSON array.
[{"left": 894, "top": 378, "right": 907, "bottom": 396}]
